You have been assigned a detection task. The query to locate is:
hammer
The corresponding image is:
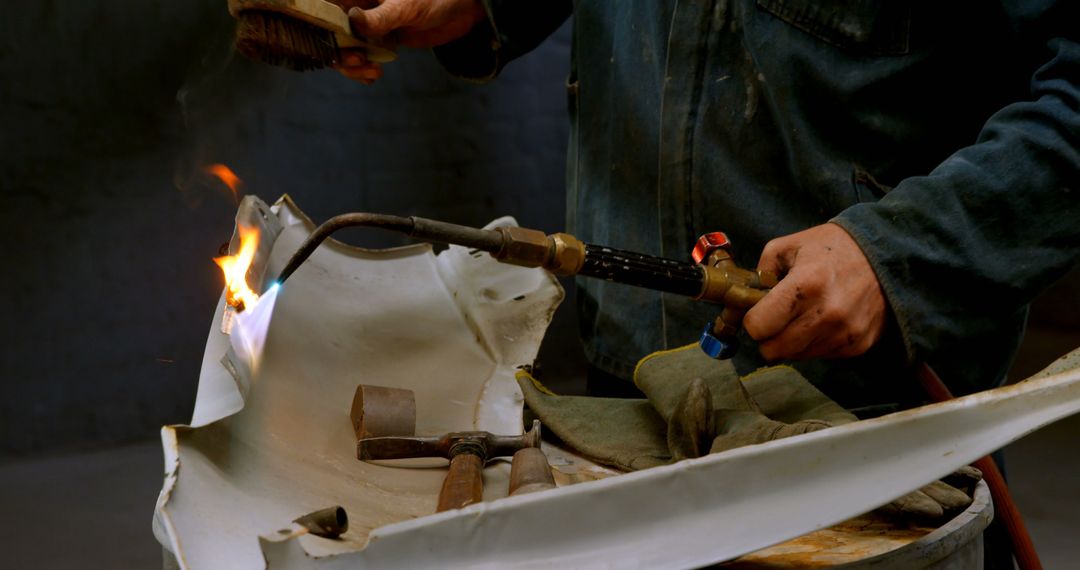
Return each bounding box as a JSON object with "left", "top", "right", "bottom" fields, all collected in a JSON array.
[{"left": 358, "top": 420, "right": 542, "bottom": 512}]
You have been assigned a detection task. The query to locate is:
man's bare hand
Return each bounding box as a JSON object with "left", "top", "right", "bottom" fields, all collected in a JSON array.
[
  {"left": 743, "top": 223, "right": 888, "bottom": 361},
  {"left": 336, "top": 0, "right": 486, "bottom": 84},
  {"left": 348, "top": 0, "right": 485, "bottom": 47}
]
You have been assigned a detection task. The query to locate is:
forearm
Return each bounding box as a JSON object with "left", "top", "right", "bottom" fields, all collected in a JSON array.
[{"left": 833, "top": 30, "right": 1080, "bottom": 362}]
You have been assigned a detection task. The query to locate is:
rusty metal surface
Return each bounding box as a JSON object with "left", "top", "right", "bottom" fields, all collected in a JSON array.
[
  {"left": 720, "top": 481, "right": 993, "bottom": 569},
  {"left": 350, "top": 384, "right": 416, "bottom": 440},
  {"left": 719, "top": 514, "right": 935, "bottom": 568}
]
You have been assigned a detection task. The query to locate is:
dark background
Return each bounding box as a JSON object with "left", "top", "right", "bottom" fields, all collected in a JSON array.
[{"left": 0, "top": 0, "right": 580, "bottom": 458}]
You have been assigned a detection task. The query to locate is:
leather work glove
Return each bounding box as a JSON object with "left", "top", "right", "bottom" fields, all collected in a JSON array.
[
  {"left": 517, "top": 373, "right": 671, "bottom": 471},
  {"left": 518, "top": 344, "right": 981, "bottom": 520},
  {"left": 636, "top": 346, "right": 982, "bottom": 520},
  {"left": 632, "top": 348, "right": 855, "bottom": 461},
  {"left": 877, "top": 465, "right": 982, "bottom": 520}
]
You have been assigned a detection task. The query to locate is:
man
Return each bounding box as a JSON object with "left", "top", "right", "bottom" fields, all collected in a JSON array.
[
  {"left": 334, "top": 2, "right": 1078, "bottom": 566},
  {"left": 338, "top": 2, "right": 1077, "bottom": 408}
]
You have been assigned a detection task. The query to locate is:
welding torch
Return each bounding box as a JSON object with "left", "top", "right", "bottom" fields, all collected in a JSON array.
[{"left": 275, "top": 213, "right": 776, "bottom": 359}]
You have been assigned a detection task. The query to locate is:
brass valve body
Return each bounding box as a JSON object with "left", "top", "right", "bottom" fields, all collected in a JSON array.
[{"left": 493, "top": 227, "right": 586, "bottom": 276}]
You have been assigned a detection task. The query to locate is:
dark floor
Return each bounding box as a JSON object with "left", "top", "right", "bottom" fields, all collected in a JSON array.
[
  {"left": 1, "top": 326, "right": 1078, "bottom": 569},
  {"left": 1005, "top": 413, "right": 1080, "bottom": 570},
  {"left": 0, "top": 441, "right": 166, "bottom": 568}
]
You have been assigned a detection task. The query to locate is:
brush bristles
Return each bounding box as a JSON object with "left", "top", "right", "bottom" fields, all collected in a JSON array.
[{"left": 235, "top": 11, "right": 340, "bottom": 71}]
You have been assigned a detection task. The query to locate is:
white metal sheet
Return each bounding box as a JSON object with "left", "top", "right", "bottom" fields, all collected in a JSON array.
[{"left": 155, "top": 195, "right": 1080, "bottom": 569}]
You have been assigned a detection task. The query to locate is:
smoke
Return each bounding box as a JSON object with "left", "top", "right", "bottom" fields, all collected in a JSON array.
[{"left": 171, "top": 5, "right": 278, "bottom": 210}]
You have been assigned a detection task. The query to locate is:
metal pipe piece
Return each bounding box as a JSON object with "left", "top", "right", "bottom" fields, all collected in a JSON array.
[
  {"left": 292, "top": 506, "right": 348, "bottom": 539},
  {"left": 410, "top": 217, "right": 506, "bottom": 252}
]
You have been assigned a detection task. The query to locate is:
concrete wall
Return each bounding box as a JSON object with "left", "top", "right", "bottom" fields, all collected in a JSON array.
[{"left": 0, "top": 1, "right": 576, "bottom": 456}]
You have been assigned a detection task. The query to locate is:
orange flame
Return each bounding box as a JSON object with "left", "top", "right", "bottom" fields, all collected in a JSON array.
[
  {"left": 204, "top": 164, "right": 243, "bottom": 203},
  {"left": 214, "top": 224, "right": 261, "bottom": 311}
]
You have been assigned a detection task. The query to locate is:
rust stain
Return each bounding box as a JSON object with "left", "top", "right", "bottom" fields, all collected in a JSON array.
[{"left": 719, "top": 512, "right": 934, "bottom": 568}]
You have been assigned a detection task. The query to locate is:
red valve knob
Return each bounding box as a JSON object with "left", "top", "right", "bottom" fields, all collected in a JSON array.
[{"left": 691, "top": 232, "right": 732, "bottom": 264}]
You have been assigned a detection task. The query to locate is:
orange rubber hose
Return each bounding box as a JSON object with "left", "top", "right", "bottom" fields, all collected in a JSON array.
[{"left": 915, "top": 362, "right": 1042, "bottom": 570}]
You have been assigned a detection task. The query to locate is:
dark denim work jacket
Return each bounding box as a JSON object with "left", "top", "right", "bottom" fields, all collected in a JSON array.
[{"left": 438, "top": 0, "right": 1080, "bottom": 410}]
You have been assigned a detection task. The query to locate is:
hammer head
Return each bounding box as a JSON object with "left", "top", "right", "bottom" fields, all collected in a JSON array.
[
  {"left": 350, "top": 384, "right": 416, "bottom": 440},
  {"left": 358, "top": 420, "right": 541, "bottom": 462}
]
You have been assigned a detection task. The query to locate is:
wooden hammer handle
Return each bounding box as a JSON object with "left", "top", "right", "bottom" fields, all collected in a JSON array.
[
  {"left": 509, "top": 447, "right": 556, "bottom": 496},
  {"left": 437, "top": 453, "right": 484, "bottom": 512}
]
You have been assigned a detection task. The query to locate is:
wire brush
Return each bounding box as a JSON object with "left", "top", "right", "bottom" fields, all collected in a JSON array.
[{"left": 228, "top": 0, "right": 396, "bottom": 71}]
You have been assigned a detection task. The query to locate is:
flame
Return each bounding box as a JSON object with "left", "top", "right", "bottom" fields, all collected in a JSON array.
[
  {"left": 204, "top": 164, "right": 242, "bottom": 203},
  {"left": 214, "top": 224, "right": 261, "bottom": 311},
  {"left": 231, "top": 282, "right": 280, "bottom": 374}
]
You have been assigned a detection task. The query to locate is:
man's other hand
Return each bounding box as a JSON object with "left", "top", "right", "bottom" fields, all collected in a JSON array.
[
  {"left": 336, "top": 0, "right": 486, "bottom": 84},
  {"left": 348, "top": 0, "right": 485, "bottom": 47},
  {"left": 743, "top": 223, "right": 887, "bottom": 361}
]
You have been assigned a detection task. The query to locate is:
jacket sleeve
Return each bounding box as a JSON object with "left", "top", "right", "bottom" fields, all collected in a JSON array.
[
  {"left": 832, "top": 1, "right": 1080, "bottom": 364},
  {"left": 432, "top": 0, "right": 573, "bottom": 81}
]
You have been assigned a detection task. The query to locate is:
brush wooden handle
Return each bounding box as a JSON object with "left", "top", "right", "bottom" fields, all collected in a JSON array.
[
  {"left": 229, "top": 0, "right": 397, "bottom": 62},
  {"left": 437, "top": 453, "right": 484, "bottom": 512}
]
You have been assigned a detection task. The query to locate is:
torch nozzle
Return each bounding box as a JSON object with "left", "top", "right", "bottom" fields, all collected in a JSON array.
[
  {"left": 275, "top": 213, "right": 506, "bottom": 285},
  {"left": 275, "top": 213, "right": 591, "bottom": 285}
]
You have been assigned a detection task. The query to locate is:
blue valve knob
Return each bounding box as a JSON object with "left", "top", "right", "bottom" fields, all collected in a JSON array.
[{"left": 699, "top": 322, "right": 739, "bottom": 360}]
